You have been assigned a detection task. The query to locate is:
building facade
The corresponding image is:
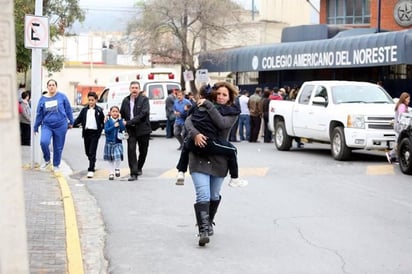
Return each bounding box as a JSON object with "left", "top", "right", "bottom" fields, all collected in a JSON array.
[
  {"left": 38, "top": 0, "right": 317, "bottom": 103},
  {"left": 200, "top": 0, "right": 412, "bottom": 98},
  {"left": 320, "top": 0, "right": 412, "bottom": 31}
]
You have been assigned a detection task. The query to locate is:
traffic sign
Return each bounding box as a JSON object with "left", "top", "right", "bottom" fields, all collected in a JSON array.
[
  {"left": 196, "top": 69, "right": 209, "bottom": 83},
  {"left": 183, "top": 70, "right": 194, "bottom": 82},
  {"left": 24, "top": 15, "right": 49, "bottom": 49}
]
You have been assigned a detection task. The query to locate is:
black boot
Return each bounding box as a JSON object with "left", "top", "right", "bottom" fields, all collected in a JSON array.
[
  {"left": 208, "top": 196, "right": 221, "bottom": 236},
  {"left": 194, "top": 202, "right": 210, "bottom": 246}
]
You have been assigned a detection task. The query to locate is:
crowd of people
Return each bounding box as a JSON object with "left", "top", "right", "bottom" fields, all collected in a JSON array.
[
  {"left": 230, "top": 85, "right": 302, "bottom": 145},
  {"left": 19, "top": 79, "right": 410, "bottom": 247}
]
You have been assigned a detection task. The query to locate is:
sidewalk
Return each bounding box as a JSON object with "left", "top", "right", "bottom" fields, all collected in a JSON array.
[{"left": 22, "top": 146, "right": 107, "bottom": 274}]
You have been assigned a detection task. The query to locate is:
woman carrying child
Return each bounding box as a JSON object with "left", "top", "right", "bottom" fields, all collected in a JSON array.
[
  {"left": 104, "top": 106, "right": 126, "bottom": 180},
  {"left": 184, "top": 82, "right": 243, "bottom": 246},
  {"left": 175, "top": 84, "right": 247, "bottom": 188}
]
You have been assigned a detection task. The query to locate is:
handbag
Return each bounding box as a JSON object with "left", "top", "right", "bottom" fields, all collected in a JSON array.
[{"left": 117, "top": 130, "right": 129, "bottom": 140}]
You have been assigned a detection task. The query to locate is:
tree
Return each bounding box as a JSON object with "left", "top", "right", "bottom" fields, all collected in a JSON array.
[
  {"left": 14, "top": 0, "right": 85, "bottom": 79},
  {"left": 126, "top": 0, "right": 242, "bottom": 92}
]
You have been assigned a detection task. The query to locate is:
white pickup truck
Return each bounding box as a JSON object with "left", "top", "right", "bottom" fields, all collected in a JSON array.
[{"left": 268, "top": 80, "right": 397, "bottom": 160}]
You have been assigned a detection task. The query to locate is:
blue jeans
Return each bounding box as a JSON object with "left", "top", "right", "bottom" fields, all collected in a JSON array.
[
  {"left": 238, "top": 114, "right": 250, "bottom": 141},
  {"left": 191, "top": 172, "right": 224, "bottom": 203}
]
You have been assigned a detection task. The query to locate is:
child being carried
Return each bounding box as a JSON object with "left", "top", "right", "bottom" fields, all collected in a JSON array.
[{"left": 175, "top": 84, "right": 248, "bottom": 187}]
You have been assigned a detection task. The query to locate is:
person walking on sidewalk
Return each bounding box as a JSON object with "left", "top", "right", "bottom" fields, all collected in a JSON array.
[
  {"left": 104, "top": 106, "right": 126, "bottom": 180},
  {"left": 73, "top": 91, "right": 105, "bottom": 178},
  {"left": 185, "top": 82, "right": 239, "bottom": 246},
  {"left": 120, "top": 81, "right": 152, "bottom": 181},
  {"left": 34, "top": 79, "right": 73, "bottom": 172}
]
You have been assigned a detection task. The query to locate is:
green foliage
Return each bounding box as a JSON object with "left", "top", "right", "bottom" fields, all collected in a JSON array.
[
  {"left": 14, "top": 0, "right": 85, "bottom": 73},
  {"left": 44, "top": 52, "right": 64, "bottom": 73}
]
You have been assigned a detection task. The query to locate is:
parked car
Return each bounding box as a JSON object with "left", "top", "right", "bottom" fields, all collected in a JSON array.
[{"left": 397, "top": 113, "right": 412, "bottom": 174}]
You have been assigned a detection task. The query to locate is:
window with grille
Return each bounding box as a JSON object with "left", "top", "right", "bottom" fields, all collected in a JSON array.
[{"left": 327, "top": 0, "right": 370, "bottom": 25}]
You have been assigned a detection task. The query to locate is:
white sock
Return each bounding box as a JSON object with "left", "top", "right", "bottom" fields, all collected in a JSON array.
[{"left": 109, "top": 161, "right": 115, "bottom": 174}]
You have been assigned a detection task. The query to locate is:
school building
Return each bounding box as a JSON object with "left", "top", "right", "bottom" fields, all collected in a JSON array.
[{"left": 199, "top": 0, "right": 412, "bottom": 97}]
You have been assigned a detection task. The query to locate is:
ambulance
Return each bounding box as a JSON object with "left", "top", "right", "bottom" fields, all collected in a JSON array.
[{"left": 97, "top": 69, "right": 181, "bottom": 131}]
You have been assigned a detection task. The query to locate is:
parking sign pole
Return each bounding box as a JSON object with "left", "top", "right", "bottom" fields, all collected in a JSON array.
[{"left": 30, "top": 0, "right": 44, "bottom": 167}]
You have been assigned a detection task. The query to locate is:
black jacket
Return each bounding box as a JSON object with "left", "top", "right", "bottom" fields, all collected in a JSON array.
[
  {"left": 73, "top": 105, "right": 105, "bottom": 137},
  {"left": 120, "top": 94, "right": 152, "bottom": 136}
]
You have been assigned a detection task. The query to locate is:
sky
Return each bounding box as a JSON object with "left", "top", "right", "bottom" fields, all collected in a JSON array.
[
  {"left": 79, "top": 0, "right": 253, "bottom": 8},
  {"left": 73, "top": 0, "right": 318, "bottom": 33},
  {"left": 72, "top": 0, "right": 257, "bottom": 33}
]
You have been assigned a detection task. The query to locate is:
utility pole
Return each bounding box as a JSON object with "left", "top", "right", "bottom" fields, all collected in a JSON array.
[
  {"left": 30, "top": 0, "right": 45, "bottom": 167},
  {"left": 252, "top": 0, "right": 255, "bottom": 21}
]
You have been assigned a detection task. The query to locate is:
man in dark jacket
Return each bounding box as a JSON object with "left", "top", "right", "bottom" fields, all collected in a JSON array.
[
  {"left": 165, "top": 89, "right": 176, "bottom": 138},
  {"left": 120, "top": 81, "right": 152, "bottom": 181},
  {"left": 73, "top": 91, "right": 105, "bottom": 178}
]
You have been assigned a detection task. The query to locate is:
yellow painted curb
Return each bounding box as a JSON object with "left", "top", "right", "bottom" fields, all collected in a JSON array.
[{"left": 56, "top": 173, "right": 85, "bottom": 274}]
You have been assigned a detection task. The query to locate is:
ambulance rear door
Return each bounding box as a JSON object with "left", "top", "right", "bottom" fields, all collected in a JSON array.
[{"left": 144, "top": 82, "right": 181, "bottom": 131}]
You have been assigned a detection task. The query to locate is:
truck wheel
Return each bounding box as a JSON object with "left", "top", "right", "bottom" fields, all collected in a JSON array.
[
  {"left": 331, "top": 127, "right": 351, "bottom": 161},
  {"left": 398, "top": 137, "right": 412, "bottom": 175},
  {"left": 274, "top": 121, "right": 292, "bottom": 151}
]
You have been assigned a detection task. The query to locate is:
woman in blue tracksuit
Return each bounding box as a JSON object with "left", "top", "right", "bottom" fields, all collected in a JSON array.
[{"left": 34, "top": 79, "right": 73, "bottom": 172}]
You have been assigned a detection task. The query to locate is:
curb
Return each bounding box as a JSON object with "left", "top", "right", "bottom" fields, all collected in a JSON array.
[{"left": 55, "top": 172, "right": 85, "bottom": 274}]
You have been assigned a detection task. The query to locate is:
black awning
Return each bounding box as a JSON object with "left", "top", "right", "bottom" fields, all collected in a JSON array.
[{"left": 199, "top": 29, "right": 412, "bottom": 72}]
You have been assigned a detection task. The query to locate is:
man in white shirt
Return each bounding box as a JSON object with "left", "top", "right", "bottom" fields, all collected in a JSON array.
[{"left": 238, "top": 90, "right": 250, "bottom": 141}]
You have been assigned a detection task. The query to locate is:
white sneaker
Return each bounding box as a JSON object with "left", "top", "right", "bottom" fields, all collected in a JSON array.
[
  {"left": 176, "top": 172, "right": 185, "bottom": 185},
  {"left": 53, "top": 166, "right": 61, "bottom": 176},
  {"left": 229, "top": 177, "right": 248, "bottom": 187},
  {"left": 40, "top": 161, "right": 51, "bottom": 170},
  {"left": 87, "top": 171, "right": 94, "bottom": 178}
]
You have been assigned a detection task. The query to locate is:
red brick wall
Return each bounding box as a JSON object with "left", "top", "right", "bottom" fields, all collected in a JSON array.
[
  {"left": 320, "top": 0, "right": 328, "bottom": 24},
  {"left": 320, "top": 0, "right": 412, "bottom": 31}
]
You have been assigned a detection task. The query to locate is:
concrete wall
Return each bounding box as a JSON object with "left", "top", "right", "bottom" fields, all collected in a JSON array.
[
  {"left": 0, "top": 0, "right": 29, "bottom": 273},
  {"left": 260, "top": 0, "right": 314, "bottom": 25}
]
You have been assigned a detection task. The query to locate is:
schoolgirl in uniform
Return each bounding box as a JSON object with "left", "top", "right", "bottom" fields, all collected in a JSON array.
[{"left": 104, "top": 106, "right": 126, "bottom": 180}]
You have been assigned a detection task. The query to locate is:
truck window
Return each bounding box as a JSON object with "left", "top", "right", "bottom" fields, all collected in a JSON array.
[
  {"left": 298, "top": 85, "right": 314, "bottom": 105},
  {"left": 148, "top": 85, "right": 164, "bottom": 99},
  {"left": 314, "top": 86, "right": 328, "bottom": 101},
  {"left": 167, "top": 84, "right": 181, "bottom": 94}
]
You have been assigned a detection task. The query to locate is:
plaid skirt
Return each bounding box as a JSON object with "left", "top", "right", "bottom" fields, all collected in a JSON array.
[{"left": 104, "top": 142, "right": 124, "bottom": 161}]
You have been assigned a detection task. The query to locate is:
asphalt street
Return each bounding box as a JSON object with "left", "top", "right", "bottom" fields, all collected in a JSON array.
[{"left": 62, "top": 128, "right": 412, "bottom": 274}]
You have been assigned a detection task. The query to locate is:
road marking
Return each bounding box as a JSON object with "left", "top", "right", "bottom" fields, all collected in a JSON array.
[
  {"left": 55, "top": 172, "right": 85, "bottom": 274},
  {"left": 159, "top": 167, "right": 269, "bottom": 178},
  {"left": 366, "top": 165, "right": 395, "bottom": 175},
  {"left": 78, "top": 165, "right": 396, "bottom": 179}
]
